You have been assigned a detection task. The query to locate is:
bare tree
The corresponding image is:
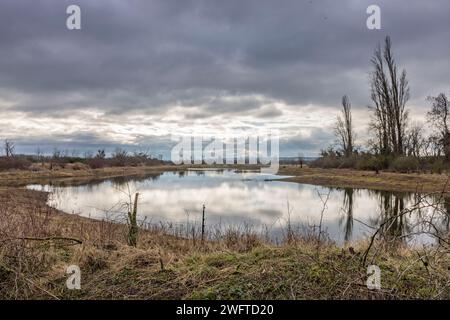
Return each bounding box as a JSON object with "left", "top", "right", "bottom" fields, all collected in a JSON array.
[
  {"left": 298, "top": 152, "right": 304, "bottom": 168},
  {"left": 369, "top": 36, "right": 410, "bottom": 156},
  {"left": 113, "top": 147, "right": 128, "bottom": 159},
  {"left": 95, "top": 149, "right": 106, "bottom": 159},
  {"left": 334, "top": 95, "right": 355, "bottom": 157},
  {"left": 405, "top": 122, "right": 425, "bottom": 157},
  {"left": 113, "top": 147, "right": 128, "bottom": 166},
  {"left": 424, "top": 135, "right": 443, "bottom": 157},
  {"left": 52, "top": 147, "right": 61, "bottom": 159},
  {"left": 35, "top": 147, "right": 43, "bottom": 161},
  {"left": 427, "top": 93, "right": 450, "bottom": 160},
  {"left": 4, "top": 140, "right": 15, "bottom": 158}
]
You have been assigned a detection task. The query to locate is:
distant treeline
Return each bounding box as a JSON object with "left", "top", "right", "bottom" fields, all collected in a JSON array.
[{"left": 0, "top": 143, "right": 165, "bottom": 171}]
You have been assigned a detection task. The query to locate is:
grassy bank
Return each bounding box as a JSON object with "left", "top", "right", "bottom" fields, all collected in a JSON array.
[
  {"left": 0, "top": 164, "right": 185, "bottom": 187},
  {"left": 278, "top": 166, "right": 450, "bottom": 195},
  {"left": 0, "top": 188, "right": 448, "bottom": 300}
]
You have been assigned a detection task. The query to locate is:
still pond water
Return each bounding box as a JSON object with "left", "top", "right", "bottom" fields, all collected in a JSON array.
[{"left": 27, "top": 169, "right": 449, "bottom": 246}]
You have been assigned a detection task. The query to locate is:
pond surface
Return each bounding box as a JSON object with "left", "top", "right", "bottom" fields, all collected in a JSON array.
[{"left": 27, "top": 169, "right": 449, "bottom": 246}]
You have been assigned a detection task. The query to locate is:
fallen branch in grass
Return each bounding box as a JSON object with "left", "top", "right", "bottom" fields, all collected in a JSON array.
[{"left": 0, "top": 236, "right": 83, "bottom": 245}]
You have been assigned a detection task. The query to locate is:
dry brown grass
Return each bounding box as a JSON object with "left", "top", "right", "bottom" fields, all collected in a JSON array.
[{"left": 278, "top": 165, "right": 450, "bottom": 195}]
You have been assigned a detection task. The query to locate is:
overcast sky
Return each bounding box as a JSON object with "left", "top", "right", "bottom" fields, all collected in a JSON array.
[{"left": 1, "top": 0, "right": 449, "bottom": 157}]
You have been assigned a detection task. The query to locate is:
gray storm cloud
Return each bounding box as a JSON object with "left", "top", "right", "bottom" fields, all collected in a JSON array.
[{"left": 0, "top": 0, "right": 449, "bottom": 156}]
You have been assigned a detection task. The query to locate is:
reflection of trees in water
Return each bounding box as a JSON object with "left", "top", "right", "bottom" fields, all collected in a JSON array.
[
  {"left": 339, "top": 188, "right": 354, "bottom": 243},
  {"left": 367, "top": 190, "right": 449, "bottom": 245},
  {"left": 109, "top": 173, "right": 162, "bottom": 189},
  {"left": 375, "top": 191, "right": 409, "bottom": 243},
  {"left": 442, "top": 198, "right": 450, "bottom": 232},
  {"left": 326, "top": 186, "right": 356, "bottom": 243},
  {"left": 364, "top": 190, "right": 417, "bottom": 244},
  {"left": 428, "top": 196, "right": 450, "bottom": 244},
  {"left": 337, "top": 187, "right": 450, "bottom": 244}
]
